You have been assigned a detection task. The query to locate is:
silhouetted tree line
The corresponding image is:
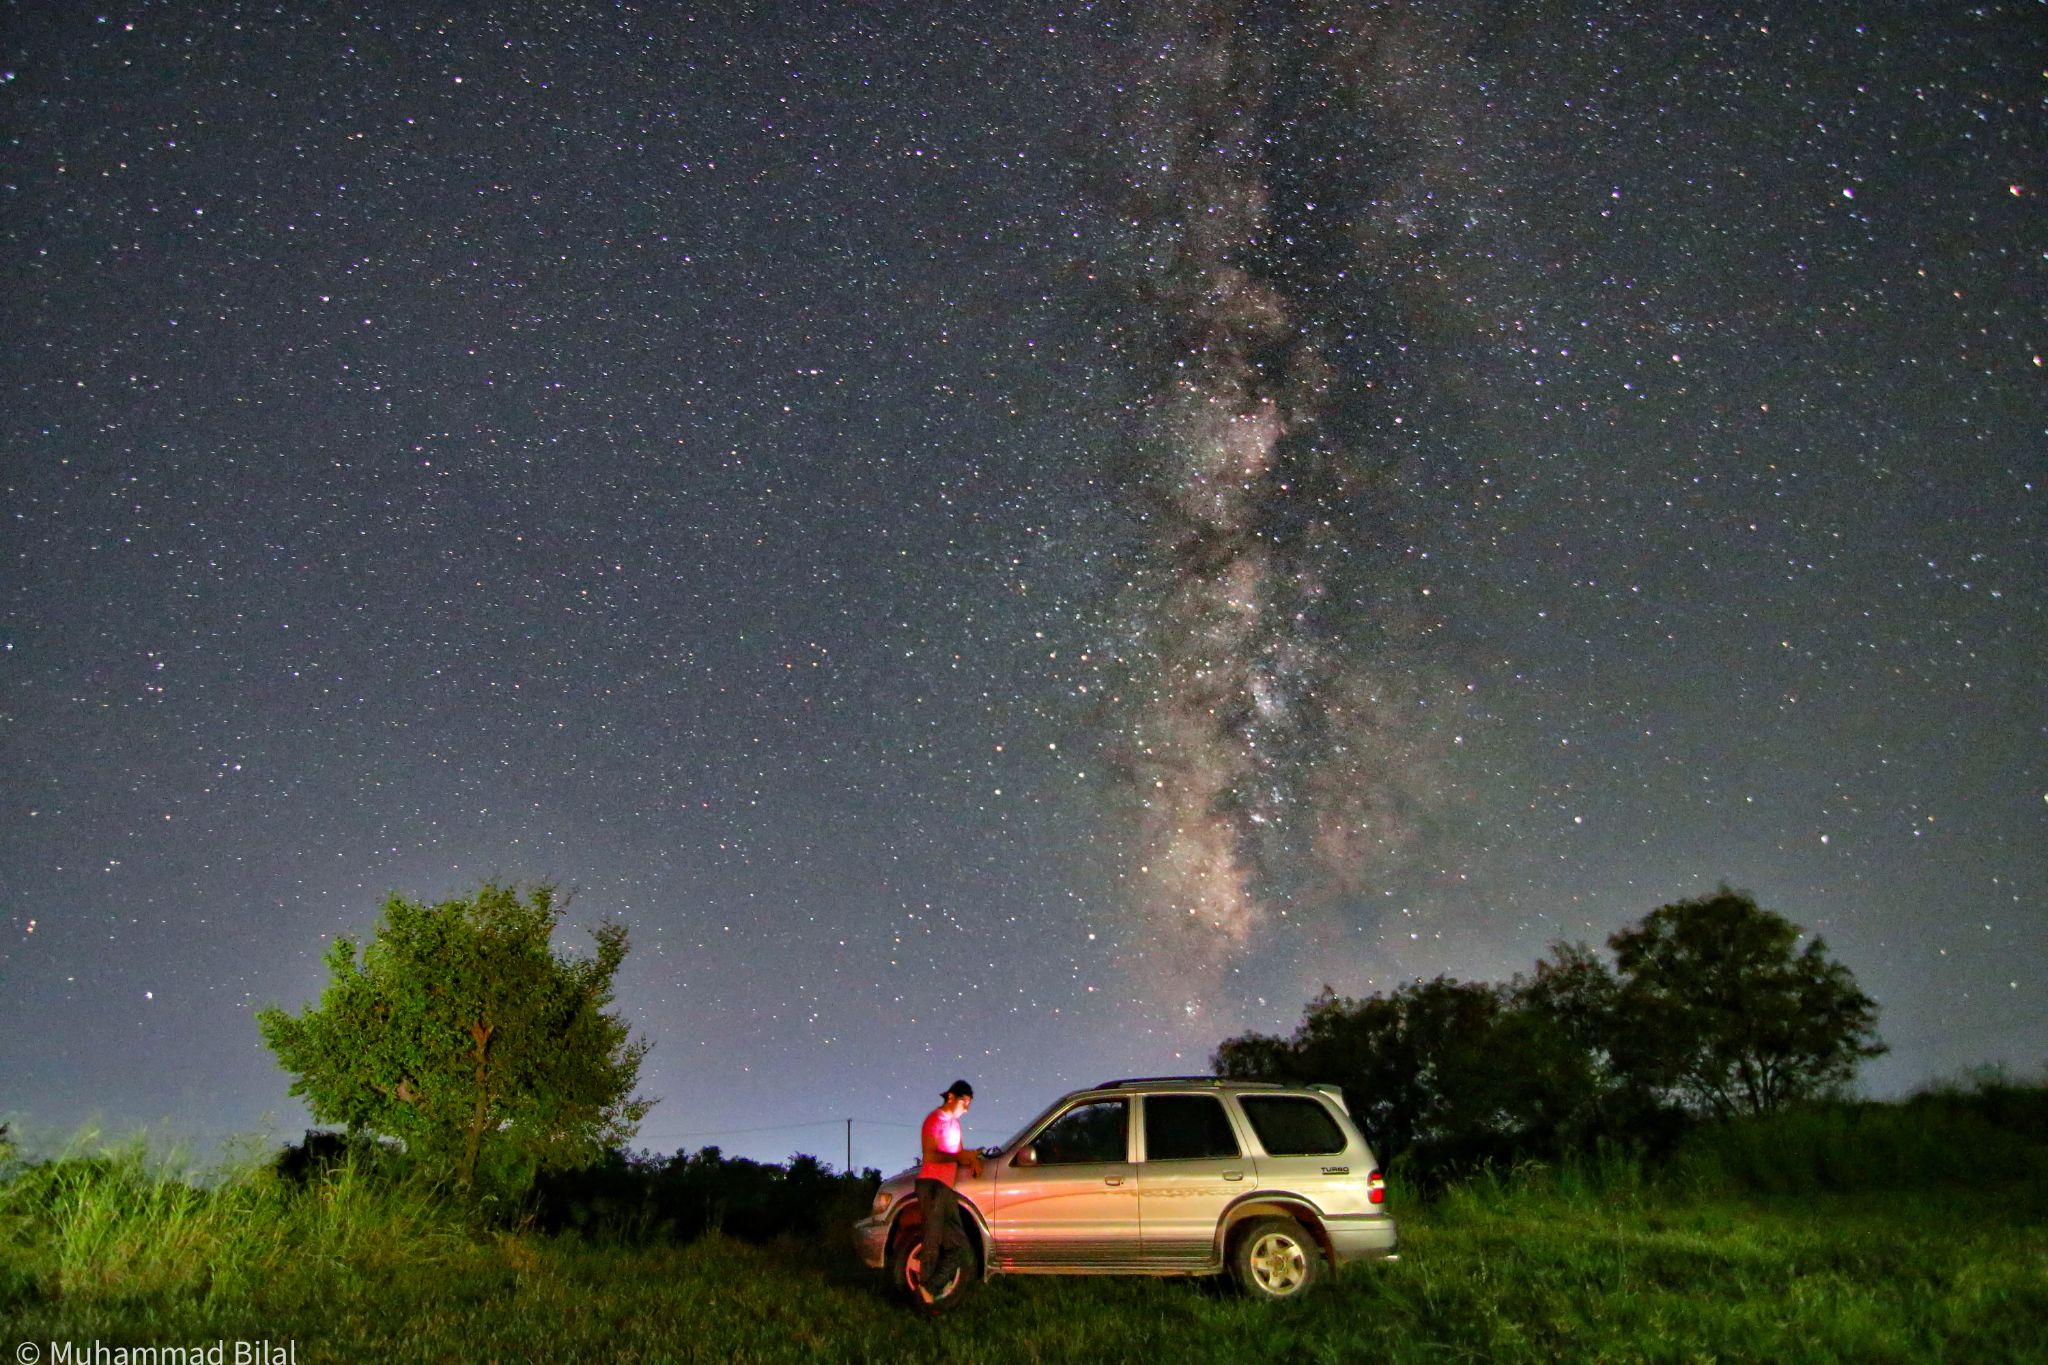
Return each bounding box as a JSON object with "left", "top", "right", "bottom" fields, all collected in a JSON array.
[
  {"left": 1216, "top": 888, "right": 1888, "bottom": 1186},
  {"left": 273, "top": 1127, "right": 879, "bottom": 1243},
  {"left": 525, "top": 1146, "right": 880, "bottom": 1243}
]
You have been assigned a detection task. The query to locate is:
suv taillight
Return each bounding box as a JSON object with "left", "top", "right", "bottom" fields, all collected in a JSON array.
[{"left": 1368, "top": 1169, "right": 1385, "bottom": 1204}]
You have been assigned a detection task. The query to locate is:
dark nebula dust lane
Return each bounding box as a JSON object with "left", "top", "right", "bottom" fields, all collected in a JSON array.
[{"left": 1099, "top": 1, "right": 1491, "bottom": 976}]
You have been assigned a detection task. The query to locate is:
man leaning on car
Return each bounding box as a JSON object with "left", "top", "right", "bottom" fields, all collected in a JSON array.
[{"left": 914, "top": 1079, "right": 983, "bottom": 1309}]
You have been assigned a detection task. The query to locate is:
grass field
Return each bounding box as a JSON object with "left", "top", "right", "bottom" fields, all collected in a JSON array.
[{"left": 5, "top": 1093, "right": 2044, "bottom": 1363}]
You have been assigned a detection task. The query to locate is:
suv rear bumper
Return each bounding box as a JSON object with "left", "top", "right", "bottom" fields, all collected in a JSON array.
[{"left": 1323, "top": 1212, "right": 1399, "bottom": 1263}]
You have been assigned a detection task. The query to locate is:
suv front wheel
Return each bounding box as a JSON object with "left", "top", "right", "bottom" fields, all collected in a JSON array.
[
  {"left": 888, "top": 1224, "right": 977, "bottom": 1312},
  {"left": 1230, "top": 1215, "right": 1323, "bottom": 1301}
]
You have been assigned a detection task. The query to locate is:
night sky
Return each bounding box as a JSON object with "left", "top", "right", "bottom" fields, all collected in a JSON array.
[{"left": 4, "top": 2, "right": 2041, "bottom": 1173}]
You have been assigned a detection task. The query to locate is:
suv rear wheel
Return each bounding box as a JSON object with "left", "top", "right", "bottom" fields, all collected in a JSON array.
[
  {"left": 888, "top": 1224, "right": 977, "bottom": 1312},
  {"left": 1230, "top": 1215, "right": 1323, "bottom": 1300}
]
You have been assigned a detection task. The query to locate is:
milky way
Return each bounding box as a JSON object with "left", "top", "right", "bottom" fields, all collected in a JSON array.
[
  {"left": 3, "top": 3, "right": 2038, "bottom": 1164},
  {"left": 1098, "top": 1, "right": 1486, "bottom": 978}
]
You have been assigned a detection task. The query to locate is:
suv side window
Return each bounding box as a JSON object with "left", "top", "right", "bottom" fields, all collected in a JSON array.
[
  {"left": 1032, "top": 1098, "right": 1129, "bottom": 1164},
  {"left": 1239, "top": 1095, "right": 1348, "bottom": 1156},
  {"left": 1143, "top": 1094, "right": 1241, "bottom": 1161}
]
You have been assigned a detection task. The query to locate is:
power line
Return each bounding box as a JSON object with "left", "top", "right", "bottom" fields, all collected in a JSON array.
[
  {"left": 635, "top": 1116, "right": 918, "bottom": 1142},
  {"left": 628, "top": 1115, "right": 928, "bottom": 1175},
  {"left": 635, "top": 1119, "right": 842, "bottom": 1141}
]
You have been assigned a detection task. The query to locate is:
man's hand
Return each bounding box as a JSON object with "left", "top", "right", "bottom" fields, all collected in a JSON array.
[{"left": 962, "top": 1151, "right": 985, "bottom": 1178}]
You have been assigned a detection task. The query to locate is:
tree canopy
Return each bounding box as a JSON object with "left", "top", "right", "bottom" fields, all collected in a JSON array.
[
  {"left": 1607, "top": 888, "right": 1886, "bottom": 1118},
  {"left": 257, "top": 882, "right": 651, "bottom": 1191},
  {"left": 1216, "top": 973, "right": 1608, "bottom": 1171},
  {"left": 1215, "top": 886, "right": 1886, "bottom": 1178}
]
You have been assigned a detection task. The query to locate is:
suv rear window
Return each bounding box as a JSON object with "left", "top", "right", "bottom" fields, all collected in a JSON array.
[
  {"left": 1143, "top": 1094, "right": 1241, "bottom": 1161},
  {"left": 1239, "top": 1095, "right": 1347, "bottom": 1156}
]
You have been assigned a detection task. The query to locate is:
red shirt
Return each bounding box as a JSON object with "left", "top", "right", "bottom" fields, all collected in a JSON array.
[{"left": 918, "top": 1105, "right": 963, "bottom": 1185}]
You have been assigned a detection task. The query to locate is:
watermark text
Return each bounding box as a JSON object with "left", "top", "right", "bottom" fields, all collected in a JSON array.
[{"left": 19, "top": 1342, "right": 299, "bottom": 1365}]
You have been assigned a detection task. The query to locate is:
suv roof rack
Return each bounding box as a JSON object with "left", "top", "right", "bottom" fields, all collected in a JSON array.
[
  {"left": 1093, "top": 1075, "right": 1287, "bottom": 1090},
  {"left": 1092, "top": 1076, "right": 1352, "bottom": 1111}
]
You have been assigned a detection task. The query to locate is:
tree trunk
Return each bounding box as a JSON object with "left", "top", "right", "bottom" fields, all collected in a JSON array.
[{"left": 459, "top": 1018, "right": 495, "bottom": 1187}]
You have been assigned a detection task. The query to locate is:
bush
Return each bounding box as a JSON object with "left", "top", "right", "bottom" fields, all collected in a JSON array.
[
  {"left": 1671, "top": 1081, "right": 2048, "bottom": 1200},
  {"left": 525, "top": 1146, "right": 881, "bottom": 1246}
]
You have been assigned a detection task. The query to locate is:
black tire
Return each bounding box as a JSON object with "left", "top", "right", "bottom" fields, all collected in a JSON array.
[
  {"left": 887, "top": 1223, "right": 978, "bottom": 1312},
  {"left": 1229, "top": 1215, "right": 1324, "bottom": 1301}
]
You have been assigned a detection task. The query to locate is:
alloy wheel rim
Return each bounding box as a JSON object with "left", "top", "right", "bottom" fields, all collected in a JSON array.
[
  {"left": 1251, "top": 1233, "right": 1307, "bottom": 1294},
  {"left": 906, "top": 1244, "right": 959, "bottom": 1300}
]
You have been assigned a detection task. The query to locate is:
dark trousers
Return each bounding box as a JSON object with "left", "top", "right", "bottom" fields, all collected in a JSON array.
[{"left": 914, "top": 1177, "right": 968, "bottom": 1293}]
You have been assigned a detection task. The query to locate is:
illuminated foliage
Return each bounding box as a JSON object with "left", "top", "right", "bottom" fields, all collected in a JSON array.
[{"left": 257, "top": 882, "right": 650, "bottom": 1192}]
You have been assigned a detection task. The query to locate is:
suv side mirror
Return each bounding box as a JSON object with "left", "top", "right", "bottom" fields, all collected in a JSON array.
[{"left": 1013, "top": 1145, "right": 1039, "bottom": 1167}]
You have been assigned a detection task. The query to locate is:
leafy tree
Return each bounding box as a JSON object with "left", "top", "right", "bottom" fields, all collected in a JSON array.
[
  {"left": 1514, "top": 941, "right": 1619, "bottom": 1058},
  {"left": 1216, "top": 976, "right": 1558, "bottom": 1172},
  {"left": 1606, "top": 887, "right": 1885, "bottom": 1118},
  {"left": 1217, "top": 888, "right": 1890, "bottom": 1177},
  {"left": 257, "top": 882, "right": 651, "bottom": 1191},
  {"left": 1512, "top": 940, "right": 1689, "bottom": 1151}
]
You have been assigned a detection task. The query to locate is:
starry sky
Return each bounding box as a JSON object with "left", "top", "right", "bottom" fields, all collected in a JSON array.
[{"left": 3, "top": 2, "right": 2041, "bottom": 1172}]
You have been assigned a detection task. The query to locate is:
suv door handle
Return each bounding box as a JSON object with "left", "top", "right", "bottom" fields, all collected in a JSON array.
[
  {"left": 1222, "top": 1171, "right": 1244, "bottom": 1181},
  {"left": 1103, "top": 1176, "right": 1124, "bottom": 1186}
]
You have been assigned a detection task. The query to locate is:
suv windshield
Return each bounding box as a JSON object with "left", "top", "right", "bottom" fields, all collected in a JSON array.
[{"left": 995, "top": 1099, "right": 1067, "bottom": 1153}]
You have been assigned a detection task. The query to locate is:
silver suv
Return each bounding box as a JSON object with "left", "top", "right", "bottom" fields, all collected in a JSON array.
[{"left": 854, "top": 1076, "right": 1397, "bottom": 1306}]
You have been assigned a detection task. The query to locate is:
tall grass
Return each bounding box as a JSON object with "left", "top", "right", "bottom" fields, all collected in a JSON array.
[
  {"left": 5, "top": 1080, "right": 2045, "bottom": 1362},
  {"left": 0, "top": 1128, "right": 474, "bottom": 1312},
  {"left": 1671, "top": 1084, "right": 2048, "bottom": 1200}
]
